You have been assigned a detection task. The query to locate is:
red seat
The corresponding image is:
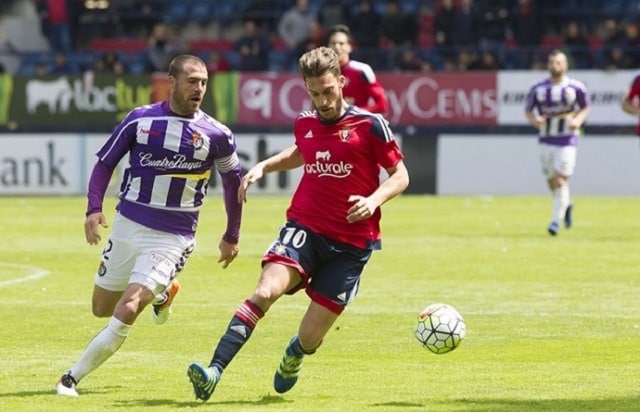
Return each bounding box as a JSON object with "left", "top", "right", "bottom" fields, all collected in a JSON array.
[
  {"left": 188, "top": 39, "right": 234, "bottom": 52},
  {"left": 90, "top": 38, "right": 148, "bottom": 52}
]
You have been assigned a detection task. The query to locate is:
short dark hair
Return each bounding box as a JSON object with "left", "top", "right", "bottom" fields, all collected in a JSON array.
[
  {"left": 168, "top": 54, "right": 206, "bottom": 78},
  {"left": 327, "top": 24, "right": 351, "bottom": 40}
]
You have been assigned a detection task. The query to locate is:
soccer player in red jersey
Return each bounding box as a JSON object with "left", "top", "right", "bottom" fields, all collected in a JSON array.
[
  {"left": 327, "top": 24, "right": 389, "bottom": 114},
  {"left": 621, "top": 70, "right": 640, "bottom": 137},
  {"left": 187, "top": 46, "right": 409, "bottom": 401}
]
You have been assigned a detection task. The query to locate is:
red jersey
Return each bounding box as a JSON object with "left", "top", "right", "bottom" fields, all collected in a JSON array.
[
  {"left": 624, "top": 71, "right": 640, "bottom": 136},
  {"left": 341, "top": 60, "right": 389, "bottom": 114},
  {"left": 287, "top": 106, "right": 403, "bottom": 250}
]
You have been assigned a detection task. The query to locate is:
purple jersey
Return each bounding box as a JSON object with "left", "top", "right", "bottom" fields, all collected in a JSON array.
[
  {"left": 96, "top": 101, "right": 240, "bottom": 236},
  {"left": 524, "top": 77, "right": 590, "bottom": 146}
]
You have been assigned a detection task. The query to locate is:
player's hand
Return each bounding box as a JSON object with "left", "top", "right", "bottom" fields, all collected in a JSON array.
[
  {"left": 218, "top": 239, "right": 239, "bottom": 269},
  {"left": 346, "top": 195, "right": 377, "bottom": 223},
  {"left": 534, "top": 115, "right": 547, "bottom": 128},
  {"left": 568, "top": 118, "right": 581, "bottom": 131},
  {"left": 238, "top": 165, "right": 265, "bottom": 203},
  {"left": 84, "top": 212, "right": 108, "bottom": 245}
]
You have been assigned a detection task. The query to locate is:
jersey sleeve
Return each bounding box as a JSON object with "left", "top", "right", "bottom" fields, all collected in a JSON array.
[
  {"left": 369, "top": 114, "right": 403, "bottom": 169},
  {"left": 96, "top": 111, "right": 139, "bottom": 167}
]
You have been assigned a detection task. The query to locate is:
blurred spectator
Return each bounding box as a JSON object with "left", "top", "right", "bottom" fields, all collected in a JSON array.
[
  {"left": 242, "top": 0, "right": 289, "bottom": 33},
  {"left": 433, "top": 0, "right": 457, "bottom": 60},
  {"left": 599, "top": 19, "right": 640, "bottom": 70},
  {"left": 296, "top": 21, "right": 326, "bottom": 59},
  {"left": 115, "top": 0, "right": 163, "bottom": 36},
  {"left": 454, "top": 48, "right": 477, "bottom": 71},
  {"left": 0, "top": 61, "right": 5, "bottom": 73},
  {"left": 562, "top": 20, "right": 591, "bottom": 69},
  {"left": 36, "top": 0, "right": 74, "bottom": 52},
  {"left": 510, "top": 0, "right": 541, "bottom": 69},
  {"left": 347, "top": 0, "right": 382, "bottom": 67},
  {"left": 50, "top": 51, "right": 74, "bottom": 73},
  {"left": 205, "top": 51, "right": 231, "bottom": 74},
  {"left": 475, "top": 0, "right": 509, "bottom": 63},
  {"left": 452, "top": 0, "right": 478, "bottom": 51},
  {"left": 317, "top": 0, "right": 350, "bottom": 29},
  {"left": 600, "top": 45, "right": 636, "bottom": 70},
  {"left": 380, "top": 0, "right": 419, "bottom": 47},
  {"left": 394, "top": 47, "right": 432, "bottom": 72},
  {"left": 234, "top": 19, "right": 271, "bottom": 71},
  {"left": 468, "top": 49, "right": 503, "bottom": 70},
  {"left": 277, "top": 0, "right": 317, "bottom": 71},
  {"left": 35, "top": 62, "right": 49, "bottom": 77},
  {"left": 92, "top": 52, "right": 128, "bottom": 75},
  {"left": 146, "top": 22, "right": 185, "bottom": 72}
]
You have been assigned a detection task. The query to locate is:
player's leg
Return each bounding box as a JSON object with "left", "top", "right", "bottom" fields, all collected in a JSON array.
[
  {"left": 188, "top": 261, "right": 301, "bottom": 401},
  {"left": 274, "top": 242, "right": 371, "bottom": 393},
  {"left": 57, "top": 216, "right": 189, "bottom": 396},
  {"left": 150, "top": 240, "right": 194, "bottom": 325},
  {"left": 274, "top": 302, "right": 339, "bottom": 394},
  {"left": 57, "top": 283, "right": 154, "bottom": 395},
  {"left": 548, "top": 146, "right": 576, "bottom": 235}
]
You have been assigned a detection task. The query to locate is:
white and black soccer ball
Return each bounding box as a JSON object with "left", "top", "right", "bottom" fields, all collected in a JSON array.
[{"left": 415, "top": 303, "right": 466, "bottom": 354}]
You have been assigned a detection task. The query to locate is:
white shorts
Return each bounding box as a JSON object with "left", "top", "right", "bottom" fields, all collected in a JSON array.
[
  {"left": 540, "top": 144, "right": 577, "bottom": 179},
  {"left": 94, "top": 213, "right": 195, "bottom": 295}
]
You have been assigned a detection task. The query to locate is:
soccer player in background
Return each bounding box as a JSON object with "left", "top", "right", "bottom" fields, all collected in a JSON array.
[
  {"left": 621, "top": 70, "right": 640, "bottom": 136},
  {"left": 55, "top": 54, "right": 243, "bottom": 397},
  {"left": 327, "top": 24, "right": 389, "bottom": 114},
  {"left": 524, "top": 49, "right": 590, "bottom": 236},
  {"left": 186, "top": 46, "right": 409, "bottom": 401}
]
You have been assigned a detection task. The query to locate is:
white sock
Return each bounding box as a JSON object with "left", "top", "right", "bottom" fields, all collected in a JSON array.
[
  {"left": 69, "top": 317, "right": 131, "bottom": 382},
  {"left": 552, "top": 185, "right": 570, "bottom": 223}
]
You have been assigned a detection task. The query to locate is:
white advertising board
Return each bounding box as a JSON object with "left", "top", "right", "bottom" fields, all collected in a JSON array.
[
  {"left": 497, "top": 70, "right": 638, "bottom": 126},
  {"left": 0, "top": 133, "right": 303, "bottom": 196},
  {"left": 437, "top": 134, "right": 640, "bottom": 195}
]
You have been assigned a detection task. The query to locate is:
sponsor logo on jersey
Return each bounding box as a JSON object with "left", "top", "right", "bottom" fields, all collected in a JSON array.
[
  {"left": 304, "top": 130, "right": 314, "bottom": 138},
  {"left": 139, "top": 128, "right": 161, "bottom": 136},
  {"left": 306, "top": 150, "right": 354, "bottom": 178},
  {"left": 138, "top": 152, "right": 204, "bottom": 171}
]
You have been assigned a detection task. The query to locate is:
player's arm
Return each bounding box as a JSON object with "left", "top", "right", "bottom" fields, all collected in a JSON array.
[
  {"left": 525, "top": 109, "right": 546, "bottom": 129},
  {"left": 237, "top": 145, "right": 304, "bottom": 203},
  {"left": 363, "top": 82, "right": 389, "bottom": 114},
  {"left": 84, "top": 160, "right": 114, "bottom": 245},
  {"left": 347, "top": 160, "right": 409, "bottom": 223},
  {"left": 621, "top": 87, "right": 640, "bottom": 116},
  {"left": 216, "top": 152, "right": 243, "bottom": 269},
  {"left": 569, "top": 106, "right": 590, "bottom": 131}
]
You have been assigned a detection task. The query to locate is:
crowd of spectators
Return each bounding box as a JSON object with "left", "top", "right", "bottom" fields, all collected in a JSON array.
[{"left": 6, "top": 0, "right": 640, "bottom": 76}]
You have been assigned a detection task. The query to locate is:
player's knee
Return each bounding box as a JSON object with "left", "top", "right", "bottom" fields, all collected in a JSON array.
[{"left": 91, "top": 303, "right": 113, "bottom": 318}]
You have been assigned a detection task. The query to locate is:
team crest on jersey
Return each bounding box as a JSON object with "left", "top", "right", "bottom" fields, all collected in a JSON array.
[
  {"left": 339, "top": 127, "right": 352, "bottom": 141},
  {"left": 191, "top": 132, "right": 204, "bottom": 150},
  {"left": 97, "top": 261, "right": 107, "bottom": 277}
]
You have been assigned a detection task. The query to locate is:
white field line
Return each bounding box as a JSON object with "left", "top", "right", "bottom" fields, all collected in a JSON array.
[{"left": 0, "top": 263, "right": 51, "bottom": 288}]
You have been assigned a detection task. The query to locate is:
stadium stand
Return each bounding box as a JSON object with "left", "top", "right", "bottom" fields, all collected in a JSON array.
[{"left": 2, "top": 0, "right": 640, "bottom": 75}]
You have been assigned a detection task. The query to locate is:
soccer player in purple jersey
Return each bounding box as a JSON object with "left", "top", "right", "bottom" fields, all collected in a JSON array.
[
  {"left": 524, "top": 49, "right": 590, "bottom": 236},
  {"left": 55, "top": 55, "right": 243, "bottom": 397},
  {"left": 187, "top": 46, "right": 409, "bottom": 401}
]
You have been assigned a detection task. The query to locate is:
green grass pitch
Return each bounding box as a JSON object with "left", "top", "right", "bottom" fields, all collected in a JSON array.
[{"left": 1, "top": 195, "right": 639, "bottom": 411}]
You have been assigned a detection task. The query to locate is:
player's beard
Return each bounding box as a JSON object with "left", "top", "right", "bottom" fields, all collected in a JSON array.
[{"left": 316, "top": 98, "right": 343, "bottom": 122}]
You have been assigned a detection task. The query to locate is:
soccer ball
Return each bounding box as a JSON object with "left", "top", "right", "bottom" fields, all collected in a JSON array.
[{"left": 414, "top": 303, "right": 466, "bottom": 354}]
